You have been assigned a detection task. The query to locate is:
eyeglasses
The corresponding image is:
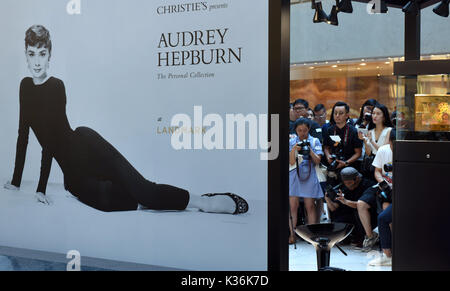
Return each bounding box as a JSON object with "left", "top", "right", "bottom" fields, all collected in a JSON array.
[
  {"left": 316, "top": 113, "right": 327, "bottom": 118},
  {"left": 294, "top": 106, "right": 306, "bottom": 111}
]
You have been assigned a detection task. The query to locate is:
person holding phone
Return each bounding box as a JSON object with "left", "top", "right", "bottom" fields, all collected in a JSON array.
[
  {"left": 359, "top": 103, "right": 393, "bottom": 157},
  {"left": 358, "top": 103, "right": 393, "bottom": 181}
]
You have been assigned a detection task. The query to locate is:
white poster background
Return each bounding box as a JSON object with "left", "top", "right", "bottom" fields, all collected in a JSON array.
[{"left": 0, "top": 0, "right": 268, "bottom": 270}]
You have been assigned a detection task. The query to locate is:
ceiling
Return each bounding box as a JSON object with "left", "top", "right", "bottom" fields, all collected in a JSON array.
[{"left": 290, "top": 0, "right": 442, "bottom": 10}]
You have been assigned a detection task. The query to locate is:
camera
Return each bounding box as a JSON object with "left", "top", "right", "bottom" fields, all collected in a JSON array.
[
  {"left": 376, "top": 179, "right": 392, "bottom": 202},
  {"left": 328, "top": 148, "right": 344, "bottom": 172},
  {"left": 364, "top": 113, "right": 372, "bottom": 123},
  {"left": 384, "top": 163, "right": 393, "bottom": 173},
  {"left": 325, "top": 183, "right": 343, "bottom": 201},
  {"left": 297, "top": 140, "right": 311, "bottom": 157}
]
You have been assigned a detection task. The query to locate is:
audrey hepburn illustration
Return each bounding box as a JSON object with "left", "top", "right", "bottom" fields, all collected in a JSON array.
[{"left": 4, "top": 25, "right": 248, "bottom": 215}]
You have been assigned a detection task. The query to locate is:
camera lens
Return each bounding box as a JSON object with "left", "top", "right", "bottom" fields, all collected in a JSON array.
[{"left": 384, "top": 163, "right": 393, "bottom": 172}]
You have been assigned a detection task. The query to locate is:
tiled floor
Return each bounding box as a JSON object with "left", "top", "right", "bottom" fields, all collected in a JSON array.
[
  {"left": 289, "top": 240, "right": 391, "bottom": 271},
  {"left": 0, "top": 246, "right": 180, "bottom": 271},
  {"left": 0, "top": 244, "right": 391, "bottom": 271}
]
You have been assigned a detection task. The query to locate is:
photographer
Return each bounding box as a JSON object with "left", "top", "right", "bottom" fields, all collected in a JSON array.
[
  {"left": 289, "top": 118, "right": 324, "bottom": 244},
  {"left": 323, "top": 102, "right": 363, "bottom": 181},
  {"left": 291, "top": 99, "right": 323, "bottom": 142},
  {"left": 354, "top": 99, "right": 377, "bottom": 129},
  {"left": 324, "top": 167, "right": 379, "bottom": 248},
  {"left": 368, "top": 129, "right": 396, "bottom": 266}
]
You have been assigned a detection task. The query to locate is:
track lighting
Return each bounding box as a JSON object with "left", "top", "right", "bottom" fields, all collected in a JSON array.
[
  {"left": 402, "top": 0, "right": 420, "bottom": 16},
  {"left": 433, "top": 0, "right": 449, "bottom": 17},
  {"left": 313, "top": 1, "right": 328, "bottom": 23},
  {"left": 337, "top": 0, "right": 353, "bottom": 13},
  {"left": 371, "top": 0, "right": 388, "bottom": 13},
  {"left": 327, "top": 5, "right": 339, "bottom": 25}
]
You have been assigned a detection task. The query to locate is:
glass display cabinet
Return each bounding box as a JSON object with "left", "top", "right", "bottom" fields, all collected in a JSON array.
[
  {"left": 393, "top": 61, "right": 450, "bottom": 271},
  {"left": 396, "top": 73, "right": 450, "bottom": 140}
]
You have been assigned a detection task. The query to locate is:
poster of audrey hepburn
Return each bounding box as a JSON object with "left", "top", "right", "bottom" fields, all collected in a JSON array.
[{"left": 0, "top": 0, "right": 269, "bottom": 270}]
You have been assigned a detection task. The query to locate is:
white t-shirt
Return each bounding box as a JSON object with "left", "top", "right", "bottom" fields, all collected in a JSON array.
[
  {"left": 372, "top": 144, "right": 393, "bottom": 183},
  {"left": 368, "top": 127, "right": 391, "bottom": 155}
]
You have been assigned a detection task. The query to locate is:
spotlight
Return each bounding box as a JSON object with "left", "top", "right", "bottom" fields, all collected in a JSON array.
[
  {"left": 433, "top": 0, "right": 450, "bottom": 17},
  {"left": 327, "top": 5, "right": 339, "bottom": 26},
  {"left": 313, "top": 2, "right": 329, "bottom": 23},
  {"left": 402, "top": 0, "right": 420, "bottom": 15},
  {"left": 371, "top": 0, "right": 388, "bottom": 13},
  {"left": 337, "top": 0, "right": 353, "bottom": 13}
]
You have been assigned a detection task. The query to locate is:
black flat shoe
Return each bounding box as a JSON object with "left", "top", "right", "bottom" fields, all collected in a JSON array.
[{"left": 201, "top": 193, "right": 249, "bottom": 215}]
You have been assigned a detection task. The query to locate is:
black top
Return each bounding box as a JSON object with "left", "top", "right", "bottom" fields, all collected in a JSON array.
[
  {"left": 323, "top": 123, "right": 363, "bottom": 161},
  {"left": 331, "top": 178, "right": 377, "bottom": 217},
  {"left": 11, "top": 77, "right": 73, "bottom": 193}
]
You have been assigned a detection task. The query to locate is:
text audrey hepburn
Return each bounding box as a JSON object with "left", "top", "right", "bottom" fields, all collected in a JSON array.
[{"left": 157, "top": 28, "right": 242, "bottom": 67}]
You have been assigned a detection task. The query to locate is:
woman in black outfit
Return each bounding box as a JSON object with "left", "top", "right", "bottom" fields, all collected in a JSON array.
[{"left": 4, "top": 25, "right": 248, "bottom": 215}]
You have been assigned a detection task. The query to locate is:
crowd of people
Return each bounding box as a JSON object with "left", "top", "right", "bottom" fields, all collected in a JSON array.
[{"left": 289, "top": 98, "right": 395, "bottom": 267}]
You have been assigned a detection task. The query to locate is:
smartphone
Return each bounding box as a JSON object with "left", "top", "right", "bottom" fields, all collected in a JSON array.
[{"left": 357, "top": 128, "right": 368, "bottom": 135}]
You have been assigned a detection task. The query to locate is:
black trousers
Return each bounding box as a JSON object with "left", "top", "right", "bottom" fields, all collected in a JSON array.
[{"left": 62, "top": 127, "right": 190, "bottom": 212}]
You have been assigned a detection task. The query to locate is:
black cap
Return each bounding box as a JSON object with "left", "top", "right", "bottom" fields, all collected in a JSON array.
[{"left": 340, "top": 167, "right": 362, "bottom": 181}]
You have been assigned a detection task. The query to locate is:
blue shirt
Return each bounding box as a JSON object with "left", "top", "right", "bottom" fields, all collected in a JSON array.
[{"left": 289, "top": 134, "right": 324, "bottom": 161}]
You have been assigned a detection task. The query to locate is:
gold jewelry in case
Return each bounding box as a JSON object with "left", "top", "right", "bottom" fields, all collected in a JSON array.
[{"left": 414, "top": 94, "right": 450, "bottom": 132}]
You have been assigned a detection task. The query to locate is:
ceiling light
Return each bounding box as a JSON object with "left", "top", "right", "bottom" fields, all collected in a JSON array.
[
  {"left": 313, "top": 1, "right": 329, "bottom": 23},
  {"left": 433, "top": 0, "right": 449, "bottom": 17},
  {"left": 402, "top": 0, "right": 420, "bottom": 16},
  {"left": 371, "top": 0, "right": 388, "bottom": 13},
  {"left": 337, "top": 0, "right": 353, "bottom": 13},
  {"left": 327, "top": 5, "right": 339, "bottom": 26}
]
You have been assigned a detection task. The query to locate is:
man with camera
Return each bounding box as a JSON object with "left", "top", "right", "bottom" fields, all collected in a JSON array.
[
  {"left": 323, "top": 102, "right": 363, "bottom": 180},
  {"left": 291, "top": 98, "right": 323, "bottom": 142},
  {"left": 324, "top": 167, "right": 379, "bottom": 249}
]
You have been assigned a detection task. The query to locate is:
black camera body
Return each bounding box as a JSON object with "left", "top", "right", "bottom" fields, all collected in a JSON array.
[
  {"left": 328, "top": 149, "right": 345, "bottom": 172},
  {"left": 376, "top": 179, "right": 392, "bottom": 202},
  {"left": 297, "top": 140, "right": 311, "bottom": 156},
  {"left": 384, "top": 163, "right": 393, "bottom": 173},
  {"left": 325, "top": 183, "right": 343, "bottom": 201},
  {"left": 364, "top": 113, "right": 372, "bottom": 123}
]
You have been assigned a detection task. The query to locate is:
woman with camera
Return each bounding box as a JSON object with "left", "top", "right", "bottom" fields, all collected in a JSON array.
[
  {"left": 354, "top": 99, "right": 378, "bottom": 129},
  {"left": 289, "top": 118, "right": 324, "bottom": 244}
]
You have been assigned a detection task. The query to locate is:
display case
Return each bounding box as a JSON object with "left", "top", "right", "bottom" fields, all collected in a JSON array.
[
  {"left": 393, "top": 60, "right": 450, "bottom": 271},
  {"left": 396, "top": 73, "right": 450, "bottom": 140}
]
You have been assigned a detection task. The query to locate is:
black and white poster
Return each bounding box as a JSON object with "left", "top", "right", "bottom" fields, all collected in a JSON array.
[{"left": 0, "top": 0, "right": 271, "bottom": 270}]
